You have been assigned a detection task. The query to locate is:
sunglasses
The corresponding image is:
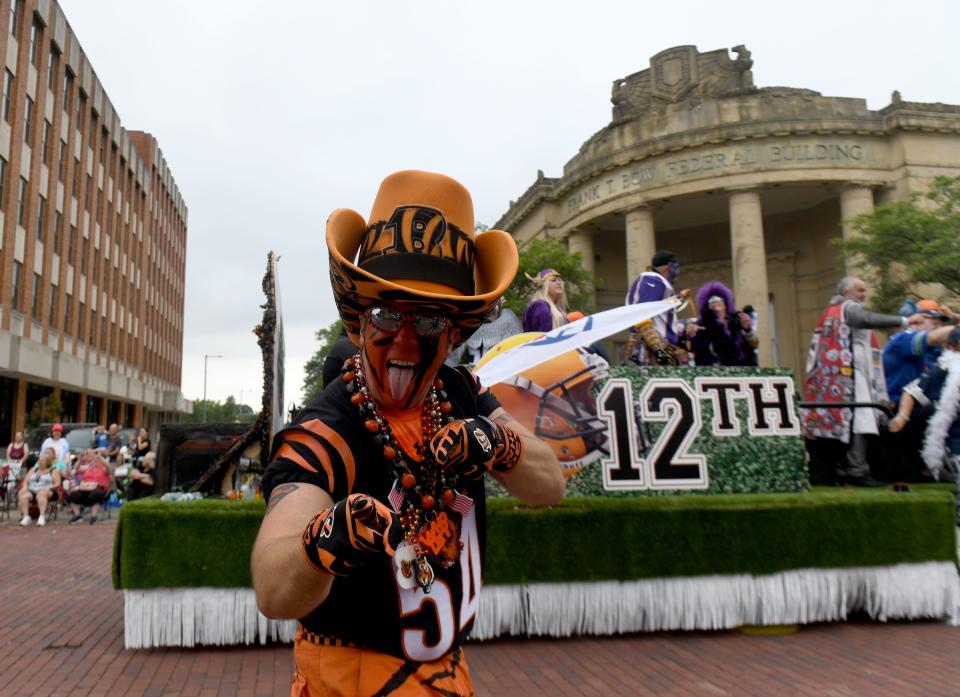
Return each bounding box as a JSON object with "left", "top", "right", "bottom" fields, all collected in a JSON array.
[{"left": 367, "top": 307, "right": 448, "bottom": 337}]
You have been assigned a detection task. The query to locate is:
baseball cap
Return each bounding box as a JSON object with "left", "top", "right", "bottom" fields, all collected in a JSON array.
[
  {"left": 52, "top": 423, "right": 63, "bottom": 432},
  {"left": 918, "top": 299, "right": 951, "bottom": 320}
]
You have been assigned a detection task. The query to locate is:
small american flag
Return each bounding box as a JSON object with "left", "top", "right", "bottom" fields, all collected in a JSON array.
[
  {"left": 448, "top": 490, "right": 474, "bottom": 516},
  {"left": 388, "top": 479, "right": 405, "bottom": 512}
]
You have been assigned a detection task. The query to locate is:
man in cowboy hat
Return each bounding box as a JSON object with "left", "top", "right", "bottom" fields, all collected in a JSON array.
[{"left": 252, "top": 170, "right": 563, "bottom": 696}]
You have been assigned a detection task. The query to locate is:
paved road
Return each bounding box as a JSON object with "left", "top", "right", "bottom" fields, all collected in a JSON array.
[{"left": 3, "top": 515, "right": 960, "bottom": 696}]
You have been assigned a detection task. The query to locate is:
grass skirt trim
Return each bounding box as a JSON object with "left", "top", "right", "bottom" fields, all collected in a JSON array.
[{"left": 123, "top": 562, "right": 960, "bottom": 648}]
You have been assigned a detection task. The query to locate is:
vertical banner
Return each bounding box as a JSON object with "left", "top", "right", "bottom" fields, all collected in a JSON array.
[{"left": 269, "top": 252, "right": 286, "bottom": 436}]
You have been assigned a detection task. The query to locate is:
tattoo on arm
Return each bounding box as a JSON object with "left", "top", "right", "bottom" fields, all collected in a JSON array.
[
  {"left": 492, "top": 412, "right": 512, "bottom": 427},
  {"left": 265, "top": 482, "right": 301, "bottom": 514}
]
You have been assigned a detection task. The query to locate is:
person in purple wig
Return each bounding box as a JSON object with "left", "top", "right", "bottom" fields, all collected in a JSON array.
[{"left": 688, "top": 281, "right": 758, "bottom": 366}]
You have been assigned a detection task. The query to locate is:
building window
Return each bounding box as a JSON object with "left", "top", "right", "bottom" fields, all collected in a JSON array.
[
  {"left": 28, "top": 17, "right": 40, "bottom": 66},
  {"left": 2, "top": 69, "right": 13, "bottom": 123},
  {"left": 0, "top": 156, "right": 6, "bottom": 211},
  {"left": 8, "top": 0, "right": 21, "bottom": 37},
  {"left": 11, "top": 260, "right": 21, "bottom": 309},
  {"left": 58, "top": 139, "right": 66, "bottom": 180},
  {"left": 23, "top": 95, "right": 32, "bottom": 145},
  {"left": 53, "top": 210, "right": 61, "bottom": 251},
  {"left": 30, "top": 273, "right": 40, "bottom": 320},
  {"left": 62, "top": 70, "right": 73, "bottom": 111},
  {"left": 72, "top": 158, "right": 79, "bottom": 197},
  {"left": 48, "top": 286, "right": 56, "bottom": 325},
  {"left": 88, "top": 112, "right": 96, "bottom": 141},
  {"left": 40, "top": 119, "right": 50, "bottom": 163},
  {"left": 68, "top": 224, "right": 76, "bottom": 261},
  {"left": 47, "top": 47, "right": 58, "bottom": 90},
  {"left": 81, "top": 237, "right": 88, "bottom": 271},
  {"left": 35, "top": 194, "right": 44, "bottom": 241},
  {"left": 63, "top": 295, "right": 72, "bottom": 331},
  {"left": 76, "top": 92, "right": 84, "bottom": 123},
  {"left": 77, "top": 301, "right": 84, "bottom": 336},
  {"left": 16, "top": 176, "right": 27, "bottom": 227}
]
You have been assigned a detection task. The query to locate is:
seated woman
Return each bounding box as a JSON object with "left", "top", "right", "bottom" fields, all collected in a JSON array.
[
  {"left": 126, "top": 451, "right": 156, "bottom": 500},
  {"left": 7, "top": 430, "right": 28, "bottom": 465},
  {"left": 18, "top": 451, "right": 61, "bottom": 527},
  {"left": 66, "top": 452, "right": 112, "bottom": 525},
  {"left": 688, "top": 281, "right": 759, "bottom": 367}
]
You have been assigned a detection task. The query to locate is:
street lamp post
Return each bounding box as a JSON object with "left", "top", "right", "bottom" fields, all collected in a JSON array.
[{"left": 202, "top": 354, "right": 224, "bottom": 422}]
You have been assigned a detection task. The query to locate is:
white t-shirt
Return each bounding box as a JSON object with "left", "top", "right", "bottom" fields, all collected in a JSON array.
[{"left": 40, "top": 435, "right": 70, "bottom": 463}]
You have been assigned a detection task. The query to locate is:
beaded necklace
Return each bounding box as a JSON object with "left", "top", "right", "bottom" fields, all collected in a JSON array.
[{"left": 341, "top": 353, "right": 457, "bottom": 593}]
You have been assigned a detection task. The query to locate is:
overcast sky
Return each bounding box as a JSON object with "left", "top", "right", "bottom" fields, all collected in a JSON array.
[{"left": 57, "top": 0, "right": 960, "bottom": 411}]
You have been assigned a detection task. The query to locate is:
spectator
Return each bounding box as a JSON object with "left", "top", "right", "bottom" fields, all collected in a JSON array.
[
  {"left": 803, "top": 276, "right": 907, "bottom": 486},
  {"left": 40, "top": 423, "right": 70, "bottom": 465},
  {"left": 92, "top": 424, "right": 108, "bottom": 450},
  {"left": 104, "top": 423, "right": 123, "bottom": 469},
  {"left": 18, "top": 450, "right": 61, "bottom": 526},
  {"left": 126, "top": 451, "right": 156, "bottom": 500},
  {"left": 66, "top": 453, "right": 111, "bottom": 525},
  {"left": 45, "top": 446, "right": 69, "bottom": 477},
  {"left": 133, "top": 428, "right": 151, "bottom": 461},
  {"left": 522, "top": 268, "right": 568, "bottom": 332},
  {"left": 6, "top": 430, "right": 28, "bottom": 465},
  {"left": 883, "top": 301, "right": 955, "bottom": 405},
  {"left": 624, "top": 250, "right": 688, "bottom": 366},
  {"left": 688, "top": 281, "right": 759, "bottom": 367}
]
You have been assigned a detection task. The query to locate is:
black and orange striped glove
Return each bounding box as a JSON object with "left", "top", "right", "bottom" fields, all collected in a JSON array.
[
  {"left": 429, "top": 416, "right": 524, "bottom": 481},
  {"left": 301, "top": 493, "right": 404, "bottom": 577}
]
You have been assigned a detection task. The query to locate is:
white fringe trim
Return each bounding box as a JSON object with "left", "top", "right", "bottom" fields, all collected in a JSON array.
[
  {"left": 123, "top": 562, "right": 960, "bottom": 648},
  {"left": 472, "top": 562, "right": 960, "bottom": 639},
  {"left": 123, "top": 588, "right": 298, "bottom": 649}
]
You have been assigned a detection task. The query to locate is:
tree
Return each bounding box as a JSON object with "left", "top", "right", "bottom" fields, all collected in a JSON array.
[
  {"left": 503, "top": 237, "right": 597, "bottom": 319},
  {"left": 302, "top": 319, "right": 344, "bottom": 402},
  {"left": 841, "top": 175, "right": 960, "bottom": 313},
  {"left": 184, "top": 397, "right": 259, "bottom": 423}
]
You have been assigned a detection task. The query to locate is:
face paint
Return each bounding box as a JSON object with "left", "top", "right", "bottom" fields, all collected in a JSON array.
[{"left": 360, "top": 307, "right": 454, "bottom": 410}]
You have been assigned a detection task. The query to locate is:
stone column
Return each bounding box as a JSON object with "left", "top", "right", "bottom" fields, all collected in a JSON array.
[
  {"left": 625, "top": 206, "right": 656, "bottom": 290},
  {"left": 567, "top": 229, "right": 595, "bottom": 308},
  {"left": 728, "top": 189, "right": 772, "bottom": 366},
  {"left": 77, "top": 393, "right": 88, "bottom": 423},
  {"left": 839, "top": 184, "right": 875, "bottom": 274}
]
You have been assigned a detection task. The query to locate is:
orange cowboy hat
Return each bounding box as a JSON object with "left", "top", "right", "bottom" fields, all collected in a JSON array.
[{"left": 327, "top": 170, "right": 518, "bottom": 345}]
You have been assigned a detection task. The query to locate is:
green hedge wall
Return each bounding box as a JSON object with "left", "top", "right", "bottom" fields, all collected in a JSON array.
[{"left": 114, "top": 487, "right": 958, "bottom": 590}]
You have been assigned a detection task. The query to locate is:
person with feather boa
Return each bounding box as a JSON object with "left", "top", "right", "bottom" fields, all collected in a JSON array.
[
  {"left": 891, "top": 326, "right": 960, "bottom": 482},
  {"left": 687, "top": 281, "right": 759, "bottom": 367}
]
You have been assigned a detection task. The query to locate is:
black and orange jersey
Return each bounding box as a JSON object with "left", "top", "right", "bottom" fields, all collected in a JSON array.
[{"left": 262, "top": 364, "right": 500, "bottom": 661}]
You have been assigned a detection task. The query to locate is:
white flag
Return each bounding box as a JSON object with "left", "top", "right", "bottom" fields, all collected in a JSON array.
[{"left": 473, "top": 298, "right": 680, "bottom": 386}]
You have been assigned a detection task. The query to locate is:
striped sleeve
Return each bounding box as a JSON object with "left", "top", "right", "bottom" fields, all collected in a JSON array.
[{"left": 263, "top": 420, "right": 356, "bottom": 502}]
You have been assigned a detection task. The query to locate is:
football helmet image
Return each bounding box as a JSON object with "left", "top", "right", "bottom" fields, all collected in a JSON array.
[{"left": 474, "top": 333, "right": 610, "bottom": 477}]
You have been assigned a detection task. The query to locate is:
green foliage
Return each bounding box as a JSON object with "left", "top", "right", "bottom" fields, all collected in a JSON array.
[
  {"left": 484, "top": 488, "right": 957, "bottom": 584},
  {"left": 26, "top": 394, "right": 64, "bottom": 429},
  {"left": 840, "top": 175, "right": 960, "bottom": 313},
  {"left": 503, "top": 237, "right": 597, "bottom": 318},
  {"left": 302, "top": 319, "right": 344, "bottom": 402},
  {"left": 113, "top": 488, "right": 957, "bottom": 589},
  {"left": 184, "top": 395, "right": 258, "bottom": 424},
  {"left": 113, "top": 498, "right": 265, "bottom": 589}
]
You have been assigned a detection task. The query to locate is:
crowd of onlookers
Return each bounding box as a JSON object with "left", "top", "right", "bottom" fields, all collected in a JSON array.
[{"left": 3, "top": 422, "right": 156, "bottom": 526}]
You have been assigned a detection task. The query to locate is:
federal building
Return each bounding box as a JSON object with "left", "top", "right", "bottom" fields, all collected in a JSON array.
[
  {"left": 0, "top": 0, "right": 189, "bottom": 443},
  {"left": 495, "top": 45, "right": 960, "bottom": 373}
]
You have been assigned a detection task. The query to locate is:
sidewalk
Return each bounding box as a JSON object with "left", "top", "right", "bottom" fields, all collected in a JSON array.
[{"left": 3, "top": 515, "right": 960, "bottom": 696}]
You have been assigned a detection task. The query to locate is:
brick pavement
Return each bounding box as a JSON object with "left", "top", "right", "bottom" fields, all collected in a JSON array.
[{"left": 4, "top": 515, "right": 960, "bottom": 696}]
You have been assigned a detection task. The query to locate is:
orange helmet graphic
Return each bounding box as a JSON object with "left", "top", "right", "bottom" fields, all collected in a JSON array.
[{"left": 476, "top": 333, "right": 609, "bottom": 477}]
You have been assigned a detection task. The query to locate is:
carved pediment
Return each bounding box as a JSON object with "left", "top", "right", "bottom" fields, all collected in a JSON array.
[{"left": 612, "top": 44, "right": 756, "bottom": 122}]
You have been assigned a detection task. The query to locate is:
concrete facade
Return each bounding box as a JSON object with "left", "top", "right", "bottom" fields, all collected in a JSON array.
[
  {"left": 0, "top": 0, "right": 189, "bottom": 442},
  {"left": 495, "top": 45, "right": 960, "bottom": 373}
]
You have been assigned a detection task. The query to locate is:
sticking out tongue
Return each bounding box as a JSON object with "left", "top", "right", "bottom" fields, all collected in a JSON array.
[{"left": 387, "top": 364, "right": 416, "bottom": 401}]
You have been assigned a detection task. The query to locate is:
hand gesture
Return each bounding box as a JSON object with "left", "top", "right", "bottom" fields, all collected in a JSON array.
[
  {"left": 301, "top": 493, "right": 404, "bottom": 577},
  {"left": 430, "top": 417, "right": 523, "bottom": 479},
  {"left": 738, "top": 312, "right": 753, "bottom": 331}
]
